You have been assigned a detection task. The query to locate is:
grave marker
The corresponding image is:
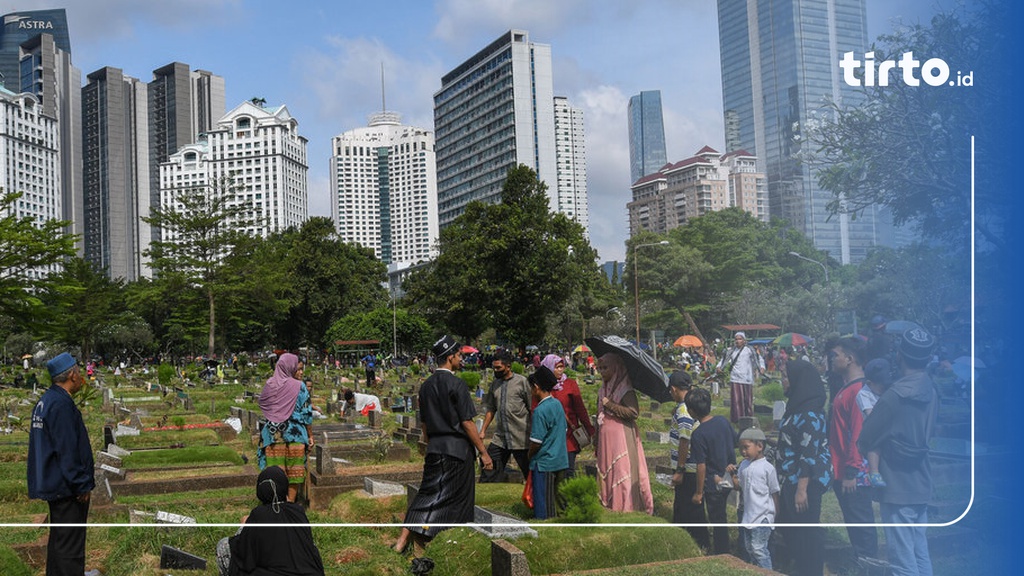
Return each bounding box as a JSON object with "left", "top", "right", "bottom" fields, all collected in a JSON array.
[
  {"left": 159, "top": 545, "right": 207, "bottom": 570},
  {"left": 492, "top": 539, "right": 532, "bottom": 576}
]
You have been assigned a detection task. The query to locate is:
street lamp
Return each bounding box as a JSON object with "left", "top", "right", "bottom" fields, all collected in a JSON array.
[
  {"left": 633, "top": 240, "right": 670, "bottom": 346},
  {"left": 788, "top": 251, "right": 828, "bottom": 283}
]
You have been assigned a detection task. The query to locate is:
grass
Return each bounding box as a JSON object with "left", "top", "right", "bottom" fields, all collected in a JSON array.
[{"left": 121, "top": 445, "right": 244, "bottom": 469}]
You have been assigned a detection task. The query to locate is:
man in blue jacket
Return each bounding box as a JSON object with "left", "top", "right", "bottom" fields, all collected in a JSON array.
[{"left": 28, "top": 352, "right": 95, "bottom": 576}]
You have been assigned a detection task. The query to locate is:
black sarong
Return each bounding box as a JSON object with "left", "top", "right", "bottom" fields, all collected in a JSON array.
[{"left": 404, "top": 452, "right": 475, "bottom": 539}]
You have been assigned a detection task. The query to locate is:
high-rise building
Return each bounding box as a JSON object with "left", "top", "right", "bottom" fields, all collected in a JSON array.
[
  {"left": 17, "top": 32, "right": 82, "bottom": 254},
  {"left": 330, "top": 110, "right": 438, "bottom": 266},
  {"left": 147, "top": 63, "right": 226, "bottom": 244},
  {"left": 0, "top": 86, "right": 61, "bottom": 280},
  {"left": 717, "top": 0, "right": 888, "bottom": 264},
  {"left": 0, "top": 10, "right": 71, "bottom": 92},
  {"left": 627, "top": 90, "right": 668, "bottom": 184},
  {"left": 434, "top": 29, "right": 556, "bottom": 228},
  {"left": 159, "top": 101, "right": 308, "bottom": 241},
  {"left": 82, "top": 67, "right": 151, "bottom": 281},
  {"left": 553, "top": 96, "right": 589, "bottom": 234},
  {"left": 627, "top": 146, "right": 766, "bottom": 235}
]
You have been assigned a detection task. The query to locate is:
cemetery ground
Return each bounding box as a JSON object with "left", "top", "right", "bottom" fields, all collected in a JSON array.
[{"left": 0, "top": 363, "right": 976, "bottom": 575}]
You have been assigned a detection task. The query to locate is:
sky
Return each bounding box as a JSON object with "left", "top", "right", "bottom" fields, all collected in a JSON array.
[{"left": 16, "top": 0, "right": 939, "bottom": 262}]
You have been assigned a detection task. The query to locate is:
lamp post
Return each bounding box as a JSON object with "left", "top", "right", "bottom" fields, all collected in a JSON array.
[
  {"left": 788, "top": 251, "right": 828, "bottom": 283},
  {"left": 633, "top": 240, "right": 670, "bottom": 346},
  {"left": 789, "top": 251, "right": 832, "bottom": 332}
]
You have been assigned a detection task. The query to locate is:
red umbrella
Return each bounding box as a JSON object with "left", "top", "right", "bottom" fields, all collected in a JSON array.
[
  {"left": 773, "top": 333, "right": 812, "bottom": 347},
  {"left": 461, "top": 345, "right": 479, "bottom": 354}
]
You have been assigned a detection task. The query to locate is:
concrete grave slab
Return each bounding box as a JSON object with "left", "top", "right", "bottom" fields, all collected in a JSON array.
[
  {"left": 98, "top": 464, "right": 125, "bottom": 481},
  {"left": 106, "top": 443, "right": 131, "bottom": 457},
  {"left": 116, "top": 424, "right": 140, "bottom": 436},
  {"left": 130, "top": 510, "right": 157, "bottom": 524},
  {"left": 472, "top": 506, "right": 537, "bottom": 539},
  {"left": 363, "top": 477, "right": 406, "bottom": 497},
  {"left": 96, "top": 451, "right": 123, "bottom": 468}
]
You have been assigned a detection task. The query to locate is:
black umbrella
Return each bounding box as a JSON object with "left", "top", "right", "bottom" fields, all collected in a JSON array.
[{"left": 585, "top": 335, "right": 671, "bottom": 403}]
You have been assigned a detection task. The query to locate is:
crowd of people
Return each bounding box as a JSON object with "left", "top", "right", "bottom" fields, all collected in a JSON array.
[{"left": 22, "top": 316, "right": 946, "bottom": 576}]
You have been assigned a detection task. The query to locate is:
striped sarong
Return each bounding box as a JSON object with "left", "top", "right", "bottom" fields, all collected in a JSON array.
[
  {"left": 264, "top": 442, "right": 307, "bottom": 484},
  {"left": 404, "top": 453, "right": 475, "bottom": 539},
  {"left": 730, "top": 382, "right": 754, "bottom": 423}
]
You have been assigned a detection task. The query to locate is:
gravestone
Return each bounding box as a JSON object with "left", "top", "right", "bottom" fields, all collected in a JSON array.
[
  {"left": 773, "top": 401, "right": 786, "bottom": 424},
  {"left": 737, "top": 416, "right": 756, "bottom": 433},
  {"left": 106, "top": 444, "right": 131, "bottom": 457},
  {"left": 472, "top": 506, "right": 537, "bottom": 539},
  {"left": 95, "top": 451, "right": 122, "bottom": 468},
  {"left": 103, "top": 425, "right": 116, "bottom": 448},
  {"left": 230, "top": 406, "right": 243, "bottom": 419},
  {"left": 491, "top": 539, "right": 531, "bottom": 576},
  {"left": 129, "top": 412, "right": 143, "bottom": 429},
  {"left": 363, "top": 477, "right": 405, "bottom": 497},
  {"left": 116, "top": 424, "right": 139, "bottom": 437},
  {"left": 159, "top": 545, "right": 207, "bottom": 570},
  {"left": 315, "top": 444, "right": 336, "bottom": 475},
  {"left": 130, "top": 510, "right": 157, "bottom": 524},
  {"left": 97, "top": 464, "right": 125, "bottom": 481},
  {"left": 183, "top": 396, "right": 195, "bottom": 412},
  {"left": 156, "top": 510, "right": 197, "bottom": 524},
  {"left": 92, "top": 476, "right": 113, "bottom": 506},
  {"left": 368, "top": 410, "right": 381, "bottom": 429}
]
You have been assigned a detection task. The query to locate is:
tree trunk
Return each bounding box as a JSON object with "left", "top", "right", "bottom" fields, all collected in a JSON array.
[{"left": 208, "top": 288, "right": 216, "bottom": 358}]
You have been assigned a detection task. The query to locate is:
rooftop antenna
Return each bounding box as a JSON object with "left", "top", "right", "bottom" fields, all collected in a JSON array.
[{"left": 368, "top": 61, "right": 400, "bottom": 126}]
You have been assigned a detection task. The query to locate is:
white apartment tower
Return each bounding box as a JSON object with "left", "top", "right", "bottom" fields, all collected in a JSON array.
[
  {"left": 553, "top": 96, "right": 589, "bottom": 235},
  {"left": 159, "top": 101, "right": 308, "bottom": 240},
  {"left": 434, "top": 30, "right": 557, "bottom": 227},
  {"left": 330, "top": 111, "right": 438, "bottom": 265},
  {"left": 0, "top": 86, "right": 60, "bottom": 280}
]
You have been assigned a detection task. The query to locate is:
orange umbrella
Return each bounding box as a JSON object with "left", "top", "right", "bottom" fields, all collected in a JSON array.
[{"left": 673, "top": 335, "right": 703, "bottom": 348}]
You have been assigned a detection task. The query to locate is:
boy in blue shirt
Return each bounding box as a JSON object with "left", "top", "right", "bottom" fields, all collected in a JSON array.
[
  {"left": 686, "top": 386, "right": 736, "bottom": 555},
  {"left": 527, "top": 365, "right": 569, "bottom": 519}
]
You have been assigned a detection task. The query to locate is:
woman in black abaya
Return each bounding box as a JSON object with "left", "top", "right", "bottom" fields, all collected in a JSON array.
[{"left": 217, "top": 465, "right": 324, "bottom": 576}]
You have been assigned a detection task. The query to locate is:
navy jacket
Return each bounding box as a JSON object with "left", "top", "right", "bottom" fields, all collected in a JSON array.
[{"left": 27, "top": 385, "right": 95, "bottom": 501}]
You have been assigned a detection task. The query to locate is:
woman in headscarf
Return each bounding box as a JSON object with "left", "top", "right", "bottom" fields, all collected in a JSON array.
[
  {"left": 775, "top": 359, "right": 833, "bottom": 576},
  {"left": 258, "top": 353, "right": 313, "bottom": 503},
  {"left": 594, "top": 353, "right": 654, "bottom": 514},
  {"left": 540, "top": 353, "right": 595, "bottom": 477},
  {"left": 216, "top": 465, "right": 325, "bottom": 576}
]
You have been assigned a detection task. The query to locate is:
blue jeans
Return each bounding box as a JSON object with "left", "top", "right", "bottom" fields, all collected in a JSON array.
[
  {"left": 742, "top": 521, "right": 773, "bottom": 569},
  {"left": 881, "top": 503, "right": 932, "bottom": 576}
]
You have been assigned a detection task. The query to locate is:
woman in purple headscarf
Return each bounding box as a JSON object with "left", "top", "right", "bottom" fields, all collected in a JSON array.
[
  {"left": 257, "top": 353, "right": 313, "bottom": 503},
  {"left": 540, "top": 353, "right": 595, "bottom": 477}
]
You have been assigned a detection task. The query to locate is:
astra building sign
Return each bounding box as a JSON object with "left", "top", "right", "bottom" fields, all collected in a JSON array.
[{"left": 0, "top": 9, "right": 71, "bottom": 90}]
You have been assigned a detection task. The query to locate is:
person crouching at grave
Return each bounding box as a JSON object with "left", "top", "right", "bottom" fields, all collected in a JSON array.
[
  {"left": 216, "top": 465, "right": 324, "bottom": 576},
  {"left": 343, "top": 389, "right": 382, "bottom": 417},
  {"left": 257, "top": 353, "right": 314, "bottom": 503}
]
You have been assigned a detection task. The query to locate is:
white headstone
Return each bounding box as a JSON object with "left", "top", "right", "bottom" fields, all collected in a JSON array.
[{"left": 773, "top": 401, "right": 787, "bottom": 422}]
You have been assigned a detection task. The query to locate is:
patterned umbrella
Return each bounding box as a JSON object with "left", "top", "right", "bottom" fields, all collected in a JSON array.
[
  {"left": 585, "top": 335, "right": 670, "bottom": 402},
  {"left": 773, "top": 333, "right": 812, "bottom": 347},
  {"left": 572, "top": 344, "right": 592, "bottom": 354}
]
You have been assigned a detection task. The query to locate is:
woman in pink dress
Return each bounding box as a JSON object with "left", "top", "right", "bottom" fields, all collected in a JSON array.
[{"left": 595, "top": 353, "right": 654, "bottom": 514}]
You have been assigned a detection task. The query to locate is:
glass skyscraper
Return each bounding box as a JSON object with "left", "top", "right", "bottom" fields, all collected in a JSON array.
[
  {"left": 718, "top": 0, "right": 890, "bottom": 264},
  {"left": 627, "top": 90, "right": 668, "bottom": 184}
]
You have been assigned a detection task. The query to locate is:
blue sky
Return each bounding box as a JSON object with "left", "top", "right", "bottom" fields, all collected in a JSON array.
[{"left": 23, "top": 0, "right": 938, "bottom": 261}]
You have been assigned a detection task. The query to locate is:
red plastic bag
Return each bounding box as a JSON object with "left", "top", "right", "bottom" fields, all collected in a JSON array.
[{"left": 521, "top": 471, "right": 533, "bottom": 509}]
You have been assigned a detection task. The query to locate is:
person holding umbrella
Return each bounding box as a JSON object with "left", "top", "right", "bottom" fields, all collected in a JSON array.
[{"left": 594, "top": 352, "right": 654, "bottom": 514}]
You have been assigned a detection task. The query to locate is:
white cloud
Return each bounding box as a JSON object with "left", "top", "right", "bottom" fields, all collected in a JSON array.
[{"left": 432, "top": 0, "right": 588, "bottom": 48}]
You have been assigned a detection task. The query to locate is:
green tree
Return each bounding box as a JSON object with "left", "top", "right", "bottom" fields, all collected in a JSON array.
[
  {"left": 268, "top": 217, "right": 387, "bottom": 349},
  {"left": 405, "top": 165, "right": 601, "bottom": 350},
  {"left": 0, "top": 191, "right": 77, "bottom": 329},
  {"left": 143, "top": 178, "right": 254, "bottom": 357},
  {"left": 326, "top": 306, "right": 433, "bottom": 357},
  {"left": 42, "top": 257, "right": 126, "bottom": 360}
]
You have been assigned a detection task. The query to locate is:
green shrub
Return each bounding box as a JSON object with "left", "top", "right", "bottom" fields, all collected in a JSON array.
[
  {"left": 459, "top": 371, "right": 482, "bottom": 390},
  {"left": 558, "top": 475, "right": 602, "bottom": 523},
  {"left": 157, "top": 363, "right": 175, "bottom": 386},
  {"left": 410, "top": 363, "right": 421, "bottom": 376},
  {"left": 759, "top": 380, "right": 785, "bottom": 403},
  {"left": 511, "top": 361, "right": 525, "bottom": 375}
]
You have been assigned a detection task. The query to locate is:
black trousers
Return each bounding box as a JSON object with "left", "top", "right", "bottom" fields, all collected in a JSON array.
[
  {"left": 704, "top": 490, "right": 731, "bottom": 555},
  {"left": 673, "top": 472, "right": 710, "bottom": 550},
  {"left": 778, "top": 482, "right": 825, "bottom": 576},
  {"left": 834, "top": 483, "right": 879, "bottom": 559},
  {"left": 478, "top": 443, "right": 529, "bottom": 483},
  {"left": 47, "top": 495, "right": 89, "bottom": 576}
]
